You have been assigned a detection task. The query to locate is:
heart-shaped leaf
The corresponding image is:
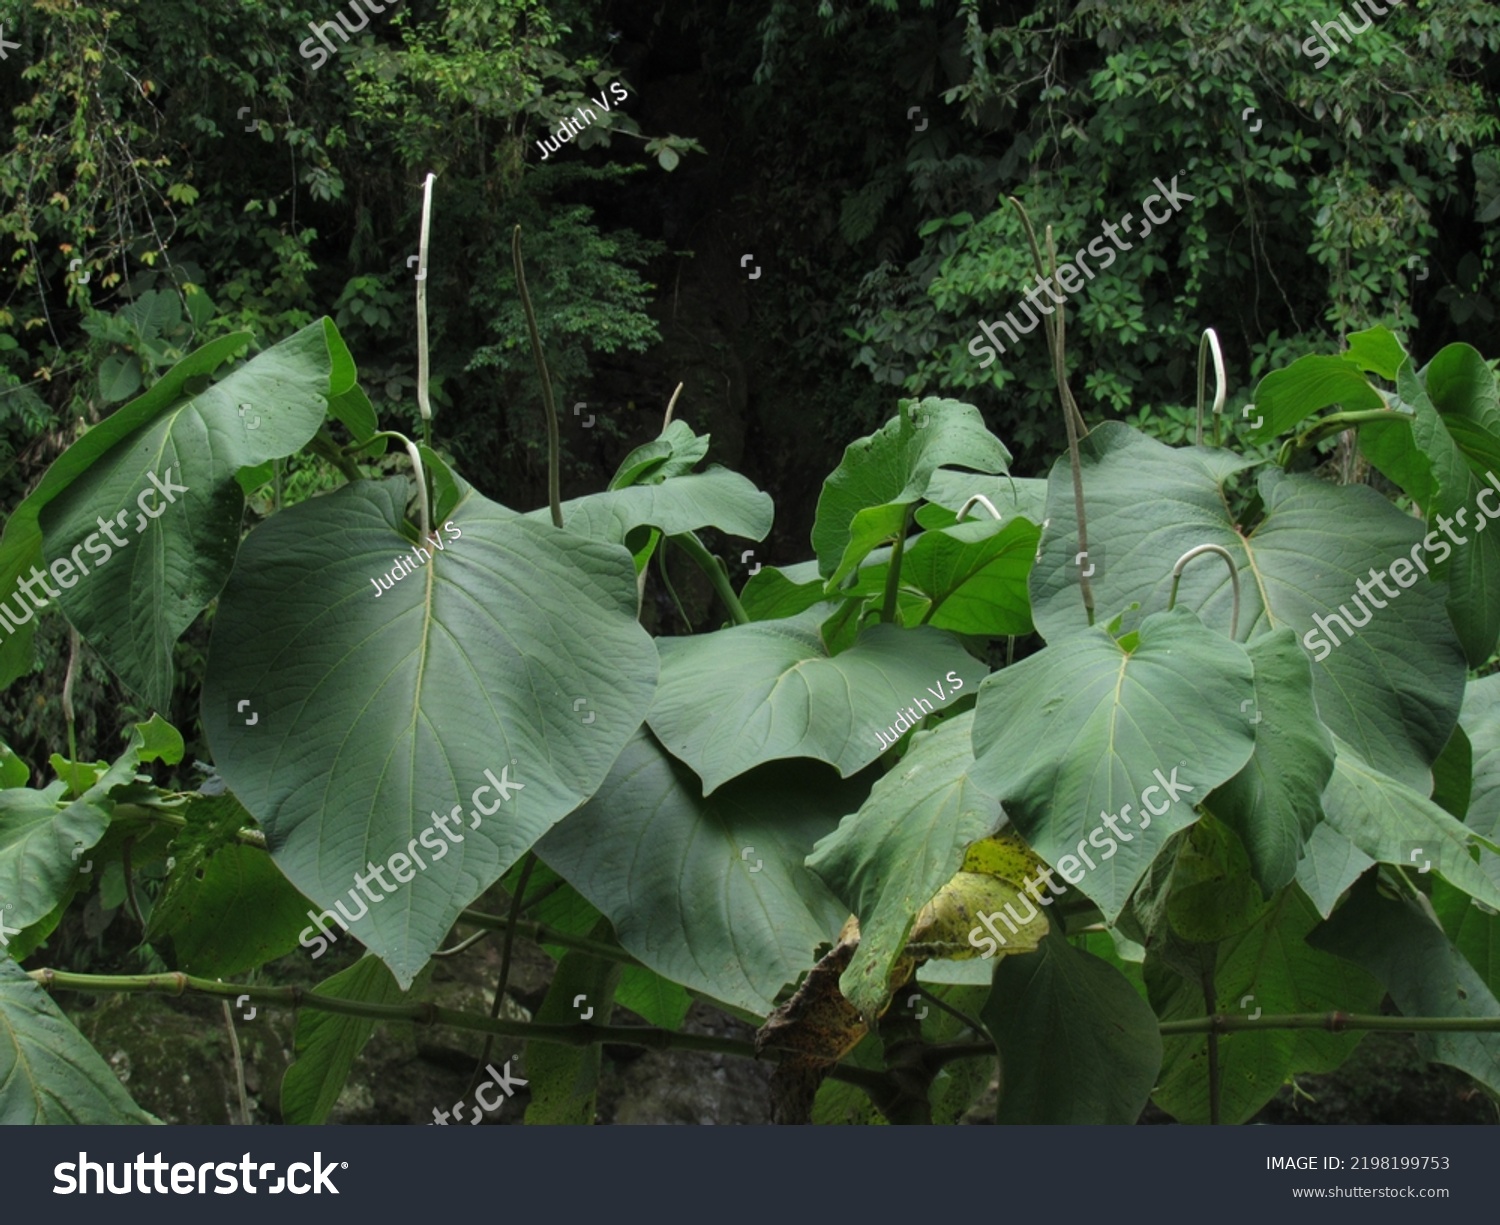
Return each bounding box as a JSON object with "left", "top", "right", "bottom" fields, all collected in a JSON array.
[
  {"left": 985, "top": 929, "right": 1162, "bottom": 1124},
  {"left": 971, "top": 607, "right": 1257, "bottom": 921},
  {"left": 649, "top": 615, "right": 988, "bottom": 794},
  {"left": 202, "top": 479, "right": 659, "bottom": 987},
  {"left": 1030, "top": 423, "right": 1465, "bottom": 793}
]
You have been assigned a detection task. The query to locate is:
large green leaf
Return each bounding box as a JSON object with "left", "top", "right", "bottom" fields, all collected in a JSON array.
[
  {"left": 1204, "top": 630, "right": 1334, "bottom": 894},
  {"left": 539, "top": 730, "right": 863, "bottom": 1017},
  {"left": 1314, "top": 880, "right": 1500, "bottom": 1096},
  {"left": 984, "top": 928, "right": 1162, "bottom": 1124},
  {"left": 812, "top": 399, "right": 1011, "bottom": 581},
  {"left": 1030, "top": 423, "right": 1465, "bottom": 793},
  {"left": 649, "top": 615, "right": 987, "bottom": 794},
  {"left": 0, "top": 331, "right": 250, "bottom": 688},
  {"left": 202, "top": 479, "right": 659, "bottom": 987},
  {"left": 971, "top": 608, "right": 1257, "bottom": 921},
  {"left": 0, "top": 958, "right": 156, "bottom": 1123},
  {"left": 1150, "top": 886, "right": 1381, "bottom": 1124},
  {"left": 36, "top": 321, "right": 351, "bottom": 708},
  {"left": 1320, "top": 736, "right": 1500, "bottom": 911},
  {"left": 807, "top": 711, "right": 1001, "bottom": 1018},
  {"left": 280, "top": 955, "right": 408, "bottom": 1125},
  {"left": 528, "top": 465, "right": 772, "bottom": 545}
]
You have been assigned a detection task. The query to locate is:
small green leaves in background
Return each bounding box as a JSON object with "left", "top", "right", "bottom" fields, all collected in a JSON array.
[{"left": 0, "top": 716, "right": 183, "bottom": 951}]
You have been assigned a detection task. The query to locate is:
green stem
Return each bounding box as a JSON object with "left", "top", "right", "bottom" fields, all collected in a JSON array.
[
  {"left": 671, "top": 531, "right": 750, "bottom": 625},
  {"left": 1160, "top": 1012, "right": 1500, "bottom": 1036},
  {"left": 24, "top": 966, "right": 888, "bottom": 1092},
  {"left": 880, "top": 505, "right": 914, "bottom": 624},
  {"left": 512, "top": 225, "right": 562, "bottom": 529},
  {"left": 1278, "top": 408, "right": 1405, "bottom": 468},
  {"left": 306, "top": 428, "right": 364, "bottom": 483},
  {"left": 469, "top": 854, "right": 537, "bottom": 1091},
  {"left": 112, "top": 802, "right": 267, "bottom": 850}
]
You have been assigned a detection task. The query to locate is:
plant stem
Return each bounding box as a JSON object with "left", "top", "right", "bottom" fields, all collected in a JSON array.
[
  {"left": 671, "top": 531, "right": 750, "bottom": 625},
  {"left": 414, "top": 171, "right": 436, "bottom": 449},
  {"left": 112, "top": 802, "right": 267, "bottom": 849},
  {"left": 512, "top": 225, "right": 562, "bottom": 529},
  {"left": 220, "top": 1000, "right": 251, "bottom": 1125},
  {"left": 1008, "top": 198, "right": 1093, "bottom": 625},
  {"left": 1278, "top": 408, "right": 1404, "bottom": 467},
  {"left": 24, "top": 967, "right": 875, "bottom": 1078},
  {"left": 469, "top": 854, "right": 537, "bottom": 1092},
  {"left": 880, "top": 504, "right": 914, "bottom": 624},
  {"left": 1160, "top": 1012, "right": 1500, "bottom": 1035}
]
